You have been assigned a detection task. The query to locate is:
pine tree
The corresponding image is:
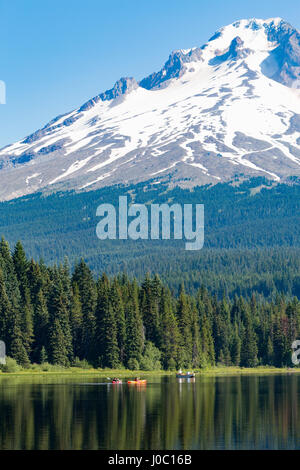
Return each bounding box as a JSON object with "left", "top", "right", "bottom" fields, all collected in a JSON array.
[
  {"left": 12, "top": 241, "right": 29, "bottom": 299},
  {"left": 176, "top": 284, "right": 193, "bottom": 368},
  {"left": 199, "top": 311, "right": 215, "bottom": 367},
  {"left": 72, "top": 260, "right": 96, "bottom": 362},
  {"left": 21, "top": 287, "right": 34, "bottom": 359},
  {"left": 9, "top": 308, "right": 30, "bottom": 367},
  {"left": 241, "top": 309, "right": 258, "bottom": 367},
  {"left": 140, "top": 274, "right": 161, "bottom": 347},
  {"left": 95, "top": 275, "right": 120, "bottom": 368},
  {"left": 40, "top": 346, "right": 48, "bottom": 363},
  {"left": 110, "top": 279, "right": 126, "bottom": 364},
  {"left": 33, "top": 289, "right": 49, "bottom": 362},
  {"left": 104, "top": 305, "right": 120, "bottom": 368},
  {"left": 267, "top": 335, "right": 274, "bottom": 365},
  {"left": 48, "top": 274, "right": 73, "bottom": 366},
  {"left": 0, "top": 268, "right": 10, "bottom": 347},
  {"left": 273, "top": 312, "right": 290, "bottom": 367},
  {"left": 159, "top": 287, "right": 180, "bottom": 369},
  {"left": 49, "top": 318, "right": 69, "bottom": 367},
  {"left": 0, "top": 238, "right": 21, "bottom": 301},
  {"left": 213, "top": 297, "right": 232, "bottom": 365},
  {"left": 70, "top": 283, "right": 83, "bottom": 359},
  {"left": 125, "top": 281, "right": 144, "bottom": 367},
  {"left": 231, "top": 323, "right": 241, "bottom": 366},
  {"left": 191, "top": 301, "right": 201, "bottom": 368},
  {"left": 95, "top": 274, "right": 110, "bottom": 364}
]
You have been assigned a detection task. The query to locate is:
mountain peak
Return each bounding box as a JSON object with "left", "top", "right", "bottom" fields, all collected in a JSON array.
[
  {"left": 0, "top": 17, "right": 300, "bottom": 200},
  {"left": 213, "top": 17, "right": 295, "bottom": 39},
  {"left": 231, "top": 17, "right": 285, "bottom": 29}
]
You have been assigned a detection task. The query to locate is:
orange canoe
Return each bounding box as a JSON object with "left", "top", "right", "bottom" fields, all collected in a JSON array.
[{"left": 127, "top": 380, "right": 147, "bottom": 385}]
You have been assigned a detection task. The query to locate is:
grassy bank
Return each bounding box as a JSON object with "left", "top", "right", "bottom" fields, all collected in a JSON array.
[{"left": 1, "top": 366, "right": 300, "bottom": 378}]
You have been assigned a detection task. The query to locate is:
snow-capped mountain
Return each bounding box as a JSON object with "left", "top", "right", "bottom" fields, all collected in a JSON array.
[{"left": 1, "top": 17, "right": 300, "bottom": 200}]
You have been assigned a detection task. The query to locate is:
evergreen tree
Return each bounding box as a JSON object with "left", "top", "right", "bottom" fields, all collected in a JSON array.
[
  {"left": 191, "top": 300, "right": 201, "bottom": 368},
  {"left": 0, "top": 268, "right": 10, "bottom": 347},
  {"left": 49, "top": 318, "right": 70, "bottom": 367},
  {"left": 21, "top": 287, "right": 34, "bottom": 359},
  {"left": 110, "top": 279, "right": 126, "bottom": 364},
  {"left": 72, "top": 260, "right": 96, "bottom": 362},
  {"left": 48, "top": 274, "right": 73, "bottom": 366},
  {"left": 40, "top": 346, "right": 48, "bottom": 363},
  {"left": 231, "top": 323, "right": 241, "bottom": 366},
  {"left": 159, "top": 287, "right": 180, "bottom": 369},
  {"left": 125, "top": 281, "right": 144, "bottom": 366},
  {"left": 95, "top": 275, "right": 120, "bottom": 368},
  {"left": 103, "top": 305, "right": 120, "bottom": 368},
  {"left": 140, "top": 274, "right": 161, "bottom": 347},
  {"left": 12, "top": 241, "right": 29, "bottom": 299},
  {"left": 199, "top": 311, "right": 215, "bottom": 367},
  {"left": 70, "top": 283, "right": 83, "bottom": 359},
  {"left": 176, "top": 284, "right": 193, "bottom": 368},
  {"left": 241, "top": 308, "right": 258, "bottom": 367},
  {"left": 33, "top": 289, "right": 49, "bottom": 362}
]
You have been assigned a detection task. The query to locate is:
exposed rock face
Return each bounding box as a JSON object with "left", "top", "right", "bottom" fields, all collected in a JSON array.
[
  {"left": 139, "top": 48, "right": 203, "bottom": 90},
  {"left": 79, "top": 77, "right": 139, "bottom": 111},
  {"left": 261, "top": 19, "right": 300, "bottom": 88}
]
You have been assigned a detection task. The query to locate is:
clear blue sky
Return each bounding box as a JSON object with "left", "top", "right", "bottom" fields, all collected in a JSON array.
[{"left": 0, "top": 0, "right": 299, "bottom": 148}]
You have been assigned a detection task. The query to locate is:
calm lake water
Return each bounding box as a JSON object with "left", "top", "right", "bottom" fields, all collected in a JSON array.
[{"left": 0, "top": 374, "right": 299, "bottom": 450}]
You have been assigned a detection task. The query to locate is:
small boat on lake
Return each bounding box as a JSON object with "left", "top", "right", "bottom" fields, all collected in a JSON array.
[
  {"left": 176, "top": 370, "right": 195, "bottom": 379},
  {"left": 110, "top": 377, "right": 122, "bottom": 384},
  {"left": 127, "top": 378, "right": 147, "bottom": 385}
]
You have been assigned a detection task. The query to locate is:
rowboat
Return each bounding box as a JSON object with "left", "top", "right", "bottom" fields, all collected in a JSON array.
[
  {"left": 176, "top": 373, "right": 195, "bottom": 379},
  {"left": 112, "top": 380, "right": 122, "bottom": 384},
  {"left": 127, "top": 380, "right": 147, "bottom": 385}
]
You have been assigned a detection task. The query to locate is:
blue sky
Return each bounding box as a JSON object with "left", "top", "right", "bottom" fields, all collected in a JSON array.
[{"left": 0, "top": 0, "right": 299, "bottom": 148}]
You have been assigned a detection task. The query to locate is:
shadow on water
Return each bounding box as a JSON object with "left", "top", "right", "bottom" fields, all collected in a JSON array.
[{"left": 0, "top": 374, "right": 299, "bottom": 450}]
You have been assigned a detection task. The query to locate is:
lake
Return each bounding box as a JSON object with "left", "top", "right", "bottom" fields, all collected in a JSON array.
[{"left": 0, "top": 374, "right": 299, "bottom": 450}]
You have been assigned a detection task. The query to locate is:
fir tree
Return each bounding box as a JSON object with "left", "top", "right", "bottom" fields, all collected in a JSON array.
[
  {"left": 70, "top": 283, "right": 83, "bottom": 359},
  {"left": 48, "top": 274, "right": 73, "bottom": 366},
  {"left": 176, "top": 284, "right": 193, "bottom": 368},
  {"left": 199, "top": 311, "right": 215, "bottom": 367},
  {"left": 110, "top": 279, "right": 126, "bottom": 364},
  {"left": 241, "top": 309, "right": 258, "bottom": 367},
  {"left": 12, "top": 241, "right": 29, "bottom": 299},
  {"left": 33, "top": 289, "right": 49, "bottom": 362},
  {"left": 140, "top": 274, "right": 161, "bottom": 347},
  {"left": 125, "top": 281, "right": 144, "bottom": 366},
  {"left": 231, "top": 323, "right": 241, "bottom": 366},
  {"left": 159, "top": 287, "right": 180, "bottom": 369},
  {"left": 72, "top": 260, "right": 96, "bottom": 361}
]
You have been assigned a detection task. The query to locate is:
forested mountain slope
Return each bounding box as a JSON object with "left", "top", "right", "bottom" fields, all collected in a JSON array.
[{"left": 0, "top": 178, "right": 299, "bottom": 297}]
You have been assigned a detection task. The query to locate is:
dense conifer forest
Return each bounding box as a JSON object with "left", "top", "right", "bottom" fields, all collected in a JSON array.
[
  {"left": 0, "top": 237, "right": 299, "bottom": 370},
  {"left": 0, "top": 178, "right": 300, "bottom": 298},
  {"left": 0, "top": 177, "right": 299, "bottom": 268}
]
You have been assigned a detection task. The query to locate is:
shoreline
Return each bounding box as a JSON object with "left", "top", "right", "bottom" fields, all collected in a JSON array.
[{"left": 1, "top": 366, "right": 300, "bottom": 378}]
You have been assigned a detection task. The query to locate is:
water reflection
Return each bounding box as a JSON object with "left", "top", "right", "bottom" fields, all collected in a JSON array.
[{"left": 0, "top": 375, "right": 299, "bottom": 449}]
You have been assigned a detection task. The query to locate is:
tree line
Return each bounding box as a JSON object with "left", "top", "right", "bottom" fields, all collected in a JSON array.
[{"left": 0, "top": 237, "right": 299, "bottom": 369}]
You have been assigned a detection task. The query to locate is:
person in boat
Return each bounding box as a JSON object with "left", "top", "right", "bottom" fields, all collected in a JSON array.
[
  {"left": 113, "top": 377, "right": 120, "bottom": 383},
  {"left": 135, "top": 377, "right": 140, "bottom": 382}
]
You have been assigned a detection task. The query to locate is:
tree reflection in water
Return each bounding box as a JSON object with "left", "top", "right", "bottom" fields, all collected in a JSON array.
[{"left": 0, "top": 374, "right": 299, "bottom": 450}]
